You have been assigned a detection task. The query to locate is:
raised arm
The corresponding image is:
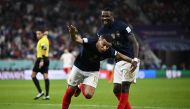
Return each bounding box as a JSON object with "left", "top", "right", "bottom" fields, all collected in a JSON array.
[{"left": 68, "top": 25, "right": 83, "bottom": 44}]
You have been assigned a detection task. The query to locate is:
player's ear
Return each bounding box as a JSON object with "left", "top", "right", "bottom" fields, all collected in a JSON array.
[{"left": 104, "top": 39, "right": 112, "bottom": 47}]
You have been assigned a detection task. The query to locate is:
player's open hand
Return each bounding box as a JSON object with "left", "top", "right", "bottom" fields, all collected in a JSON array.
[
  {"left": 68, "top": 25, "right": 78, "bottom": 35},
  {"left": 39, "top": 60, "right": 44, "bottom": 69},
  {"left": 67, "top": 25, "right": 83, "bottom": 44}
]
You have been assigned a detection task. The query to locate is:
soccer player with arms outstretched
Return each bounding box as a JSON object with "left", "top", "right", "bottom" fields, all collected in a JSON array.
[
  {"left": 97, "top": 8, "right": 140, "bottom": 109},
  {"left": 62, "top": 25, "right": 137, "bottom": 109},
  {"left": 31, "top": 26, "right": 50, "bottom": 100}
]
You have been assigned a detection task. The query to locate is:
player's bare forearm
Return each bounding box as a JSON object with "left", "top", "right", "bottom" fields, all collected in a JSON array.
[
  {"left": 129, "top": 33, "right": 139, "bottom": 57},
  {"left": 133, "top": 39, "right": 139, "bottom": 57},
  {"left": 68, "top": 25, "right": 83, "bottom": 44},
  {"left": 116, "top": 52, "right": 132, "bottom": 63}
]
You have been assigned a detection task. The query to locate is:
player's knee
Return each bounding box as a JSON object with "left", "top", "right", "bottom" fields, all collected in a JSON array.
[
  {"left": 121, "top": 82, "right": 131, "bottom": 93},
  {"left": 84, "top": 93, "right": 93, "bottom": 99},
  {"left": 31, "top": 71, "right": 37, "bottom": 78},
  {"left": 113, "top": 83, "right": 121, "bottom": 94}
]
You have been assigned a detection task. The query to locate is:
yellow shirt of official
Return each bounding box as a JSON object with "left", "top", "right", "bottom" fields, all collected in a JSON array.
[{"left": 36, "top": 35, "right": 49, "bottom": 58}]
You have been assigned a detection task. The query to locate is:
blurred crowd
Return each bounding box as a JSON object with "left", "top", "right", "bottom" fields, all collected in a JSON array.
[
  {"left": 0, "top": 0, "right": 189, "bottom": 69},
  {"left": 139, "top": 0, "right": 189, "bottom": 25}
]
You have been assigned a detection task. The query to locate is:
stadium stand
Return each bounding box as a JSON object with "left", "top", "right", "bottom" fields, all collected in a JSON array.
[
  {"left": 0, "top": 0, "right": 189, "bottom": 70},
  {"left": 0, "top": 60, "right": 63, "bottom": 71}
]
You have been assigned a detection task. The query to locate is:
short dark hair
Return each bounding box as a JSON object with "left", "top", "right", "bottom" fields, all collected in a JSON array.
[
  {"left": 102, "top": 7, "right": 112, "bottom": 12},
  {"left": 100, "top": 34, "right": 113, "bottom": 42}
]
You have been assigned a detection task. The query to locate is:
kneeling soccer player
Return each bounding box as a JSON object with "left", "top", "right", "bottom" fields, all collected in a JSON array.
[{"left": 62, "top": 25, "right": 139, "bottom": 109}]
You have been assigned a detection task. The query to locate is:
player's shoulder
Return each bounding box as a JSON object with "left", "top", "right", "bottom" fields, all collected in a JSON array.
[
  {"left": 40, "top": 36, "right": 48, "bottom": 41},
  {"left": 97, "top": 26, "right": 105, "bottom": 34},
  {"left": 43, "top": 36, "right": 49, "bottom": 43},
  {"left": 114, "top": 20, "right": 129, "bottom": 27},
  {"left": 83, "top": 37, "right": 97, "bottom": 45}
]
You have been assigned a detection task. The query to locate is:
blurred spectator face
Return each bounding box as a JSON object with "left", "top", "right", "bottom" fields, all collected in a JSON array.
[
  {"left": 36, "top": 31, "right": 43, "bottom": 40},
  {"left": 101, "top": 10, "right": 113, "bottom": 26},
  {"left": 64, "top": 49, "right": 69, "bottom": 53},
  {"left": 96, "top": 38, "right": 111, "bottom": 53}
]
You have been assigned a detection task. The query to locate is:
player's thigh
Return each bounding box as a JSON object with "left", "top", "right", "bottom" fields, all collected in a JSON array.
[
  {"left": 31, "top": 71, "right": 38, "bottom": 78},
  {"left": 67, "top": 66, "right": 84, "bottom": 86},
  {"left": 83, "top": 72, "right": 98, "bottom": 89},
  {"left": 83, "top": 72, "right": 98, "bottom": 96},
  {"left": 43, "top": 73, "right": 48, "bottom": 79},
  {"left": 32, "top": 60, "right": 40, "bottom": 77},
  {"left": 123, "top": 62, "right": 140, "bottom": 83},
  {"left": 83, "top": 84, "right": 95, "bottom": 96},
  {"left": 113, "top": 61, "right": 124, "bottom": 84}
]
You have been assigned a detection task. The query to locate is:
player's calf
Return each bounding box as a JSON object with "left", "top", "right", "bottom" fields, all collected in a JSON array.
[
  {"left": 74, "top": 87, "right": 81, "bottom": 97},
  {"left": 113, "top": 83, "right": 122, "bottom": 100}
]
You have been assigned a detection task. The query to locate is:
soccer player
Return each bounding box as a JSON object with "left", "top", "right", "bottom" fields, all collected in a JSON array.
[
  {"left": 97, "top": 8, "right": 140, "bottom": 109},
  {"left": 62, "top": 25, "right": 138, "bottom": 109},
  {"left": 31, "top": 27, "right": 50, "bottom": 100},
  {"left": 60, "top": 48, "right": 75, "bottom": 74}
]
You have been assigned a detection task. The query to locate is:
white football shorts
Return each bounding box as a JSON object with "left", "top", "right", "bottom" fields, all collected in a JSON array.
[
  {"left": 113, "top": 61, "right": 140, "bottom": 84},
  {"left": 106, "top": 63, "right": 114, "bottom": 71},
  {"left": 67, "top": 65, "right": 99, "bottom": 88}
]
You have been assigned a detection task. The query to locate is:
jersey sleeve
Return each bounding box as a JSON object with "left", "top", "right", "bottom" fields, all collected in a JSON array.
[
  {"left": 105, "top": 48, "right": 118, "bottom": 58},
  {"left": 97, "top": 27, "right": 104, "bottom": 37},
  {"left": 82, "top": 38, "right": 89, "bottom": 44},
  {"left": 82, "top": 37, "right": 97, "bottom": 46},
  {"left": 120, "top": 21, "right": 133, "bottom": 36},
  {"left": 41, "top": 42, "right": 47, "bottom": 50}
]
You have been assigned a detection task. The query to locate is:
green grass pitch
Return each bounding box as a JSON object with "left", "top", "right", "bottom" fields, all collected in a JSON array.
[{"left": 0, "top": 78, "right": 190, "bottom": 109}]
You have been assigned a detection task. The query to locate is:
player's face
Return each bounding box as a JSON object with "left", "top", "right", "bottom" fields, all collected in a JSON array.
[
  {"left": 36, "top": 31, "right": 43, "bottom": 40},
  {"left": 96, "top": 38, "right": 111, "bottom": 53},
  {"left": 101, "top": 11, "right": 113, "bottom": 26}
]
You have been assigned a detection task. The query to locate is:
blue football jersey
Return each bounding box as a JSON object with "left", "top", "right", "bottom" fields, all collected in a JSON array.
[
  {"left": 97, "top": 20, "right": 134, "bottom": 58},
  {"left": 74, "top": 38, "right": 117, "bottom": 71}
]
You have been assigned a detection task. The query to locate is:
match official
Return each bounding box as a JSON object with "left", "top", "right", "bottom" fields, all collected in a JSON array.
[{"left": 31, "top": 27, "right": 50, "bottom": 100}]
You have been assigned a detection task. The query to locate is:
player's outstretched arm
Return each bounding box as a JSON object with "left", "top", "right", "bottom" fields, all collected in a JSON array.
[
  {"left": 116, "top": 52, "right": 132, "bottom": 63},
  {"left": 116, "top": 52, "right": 140, "bottom": 72},
  {"left": 68, "top": 25, "right": 83, "bottom": 44}
]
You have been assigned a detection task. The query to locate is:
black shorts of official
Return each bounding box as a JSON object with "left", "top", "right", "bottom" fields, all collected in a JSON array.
[{"left": 33, "top": 57, "right": 49, "bottom": 74}]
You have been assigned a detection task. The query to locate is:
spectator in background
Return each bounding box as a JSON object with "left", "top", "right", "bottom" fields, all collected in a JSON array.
[
  {"left": 179, "top": 63, "right": 186, "bottom": 70},
  {"left": 0, "top": 0, "right": 189, "bottom": 70},
  {"left": 60, "top": 48, "right": 75, "bottom": 74},
  {"left": 161, "top": 64, "right": 167, "bottom": 70}
]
